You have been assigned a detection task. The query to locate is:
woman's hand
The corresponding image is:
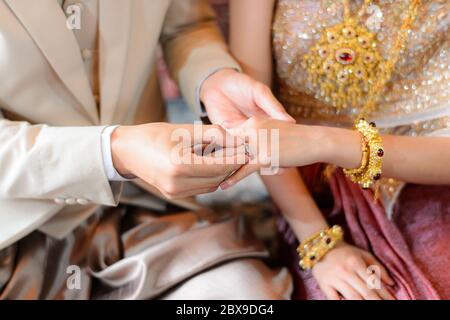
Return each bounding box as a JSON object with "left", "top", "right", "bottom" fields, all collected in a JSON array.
[{"left": 312, "top": 242, "right": 395, "bottom": 300}]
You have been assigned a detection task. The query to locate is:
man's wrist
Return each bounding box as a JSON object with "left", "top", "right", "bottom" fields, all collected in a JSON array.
[
  {"left": 199, "top": 68, "right": 239, "bottom": 106},
  {"left": 109, "top": 126, "right": 134, "bottom": 179}
]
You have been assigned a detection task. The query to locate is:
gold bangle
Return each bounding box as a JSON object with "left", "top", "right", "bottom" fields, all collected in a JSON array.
[
  {"left": 343, "top": 136, "right": 370, "bottom": 176},
  {"left": 344, "top": 119, "right": 384, "bottom": 189},
  {"left": 297, "top": 225, "right": 344, "bottom": 270}
]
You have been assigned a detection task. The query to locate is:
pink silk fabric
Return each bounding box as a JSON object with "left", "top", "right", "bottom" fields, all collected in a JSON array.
[{"left": 278, "top": 166, "right": 450, "bottom": 300}]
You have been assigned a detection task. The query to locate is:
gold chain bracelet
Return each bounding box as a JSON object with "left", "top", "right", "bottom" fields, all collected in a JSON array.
[
  {"left": 344, "top": 119, "right": 384, "bottom": 189},
  {"left": 297, "top": 225, "right": 344, "bottom": 270}
]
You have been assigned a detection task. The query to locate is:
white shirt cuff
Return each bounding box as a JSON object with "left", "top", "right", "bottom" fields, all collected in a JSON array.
[{"left": 101, "top": 125, "right": 133, "bottom": 181}]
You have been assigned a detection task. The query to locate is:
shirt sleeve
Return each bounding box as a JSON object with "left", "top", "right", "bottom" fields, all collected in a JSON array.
[{"left": 101, "top": 126, "right": 134, "bottom": 181}]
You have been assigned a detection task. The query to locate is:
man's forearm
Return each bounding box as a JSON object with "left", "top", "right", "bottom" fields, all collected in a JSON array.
[{"left": 0, "top": 119, "right": 119, "bottom": 206}]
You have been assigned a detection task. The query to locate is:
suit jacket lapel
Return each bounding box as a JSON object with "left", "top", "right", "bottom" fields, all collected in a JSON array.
[
  {"left": 98, "top": 0, "right": 131, "bottom": 125},
  {"left": 5, "top": 0, "right": 99, "bottom": 124}
]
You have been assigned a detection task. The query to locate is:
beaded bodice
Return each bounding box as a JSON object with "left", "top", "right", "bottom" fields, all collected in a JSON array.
[
  {"left": 273, "top": 0, "right": 449, "bottom": 214},
  {"left": 273, "top": 0, "right": 450, "bottom": 136}
]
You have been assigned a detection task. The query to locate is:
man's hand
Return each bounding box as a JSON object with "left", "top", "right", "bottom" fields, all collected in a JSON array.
[
  {"left": 200, "top": 69, "right": 295, "bottom": 127},
  {"left": 111, "top": 123, "right": 246, "bottom": 199}
]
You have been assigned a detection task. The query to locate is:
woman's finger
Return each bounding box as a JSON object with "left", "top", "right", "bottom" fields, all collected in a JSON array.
[
  {"left": 203, "top": 126, "right": 245, "bottom": 147},
  {"left": 376, "top": 285, "right": 395, "bottom": 300},
  {"left": 220, "top": 163, "right": 261, "bottom": 190},
  {"left": 334, "top": 279, "right": 364, "bottom": 300},
  {"left": 321, "top": 286, "right": 341, "bottom": 300},
  {"left": 360, "top": 250, "right": 395, "bottom": 286},
  {"left": 355, "top": 268, "right": 396, "bottom": 300},
  {"left": 202, "top": 145, "right": 247, "bottom": 158},
  {"left": 345, "top": 272, "right": 382, "bottom": 300}
]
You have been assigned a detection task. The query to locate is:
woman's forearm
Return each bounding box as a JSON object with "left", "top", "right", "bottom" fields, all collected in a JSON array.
[
  {"left": 229, "top": 0, "right": 329, "bottom": 240},
  {"left": 262, "top": 168, "right": 328, "bottom": 241},
  {"left": 314, "top": 125, "right": 450, "bottom": 185},
  {"left": 230, "top": 0, "right": 275, "bottom": 87}
]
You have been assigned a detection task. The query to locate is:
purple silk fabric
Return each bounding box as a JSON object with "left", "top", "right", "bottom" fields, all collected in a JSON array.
[{"left": 278, "top": 166, "right": 450, "bottom": 300}]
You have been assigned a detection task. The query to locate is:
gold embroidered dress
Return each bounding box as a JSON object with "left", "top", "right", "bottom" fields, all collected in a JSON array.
[
  {"left": 272, "top": 0, "right": 450, "bottom": 299},
  {"left": 273, "top": 0, "right": 450, "bottom": 215}
]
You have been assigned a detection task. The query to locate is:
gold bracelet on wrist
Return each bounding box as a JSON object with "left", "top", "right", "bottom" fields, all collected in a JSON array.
[
  {"left": 343, "top": 137, "right": 370, "bottom": 176},
  {"left": 297, "top": 225, "right": 344, "bottom": 270},
  {"left": 343, "top": 118, "right": 384, "bottom": 189}
]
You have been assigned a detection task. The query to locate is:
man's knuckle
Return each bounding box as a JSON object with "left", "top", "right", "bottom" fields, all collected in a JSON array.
[
  {"left": 162, "top": 191, "right": 176, "bottom": 200},
  {"left": 261, "top": 83, "right": 274, "bottom": 97},
  {"left": 163, "top": 180, "right": 179, "bottom": 194},
  {"left": 254, "top": 82, "right": 267, "bottom": 93},
  {"left": 209, "top": 165, "right": 224, "bottom": 175},
  {"left": 208, "top": 182, "right": 220, "bottom": 189},
  {"left": 203, "top": 89, "right": 221, "bottom": 103},
  {"left": 170, "top": 164, "right": 184, "bottom": 176}
]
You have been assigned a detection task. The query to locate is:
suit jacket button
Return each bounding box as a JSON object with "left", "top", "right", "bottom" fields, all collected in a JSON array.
[
  {"left": 54, "top": 198, "right": 65, "bottom": 204},
  {"left": 65, "top": 198, "right": 77, "bottom": 205},
  {"left": 77, "top": 198, "right": 89, "bottom": 205},
  {"left": 81, "top": 48, "right": 92, "bottom": 60}
]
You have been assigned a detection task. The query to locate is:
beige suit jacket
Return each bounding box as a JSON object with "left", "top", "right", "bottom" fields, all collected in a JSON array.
[{"left": 0, "top": 0, "right": 240, "bottom": 249}]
